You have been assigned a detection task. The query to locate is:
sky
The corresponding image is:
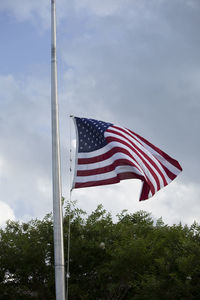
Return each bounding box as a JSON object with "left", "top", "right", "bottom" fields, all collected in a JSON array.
[{"left": 0, "top": 0, "right": 200, "bottom": 226}]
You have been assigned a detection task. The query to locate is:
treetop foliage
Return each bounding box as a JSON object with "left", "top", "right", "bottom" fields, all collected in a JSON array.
[{"left": 1, "top": 202, "right": 200, "bottom": 299}]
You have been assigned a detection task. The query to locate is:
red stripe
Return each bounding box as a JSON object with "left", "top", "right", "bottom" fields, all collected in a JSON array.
[
  {"left": 125, "top": 127, "right": 182, "bottom": 171},
  {"left": 161, "top": 164, "right": 177, "bottom": 181},
  {"left": 139, "top": 182, "right": 150, "bottom": 201},
  {"left": 78, "top": 146, "right": 130, "bottom": 164},
  {"left": 77, "top": 159, "right": 141, "bottom": 176},
  {"left": 106, "top": 136, "right": 158, "bottom": 194},
  {"left": 111, "top": 126, "right": 145, "bottom": 148},
  {"left": 107, "top": 128, "right": 168, "bottom": 187},
  {"left": 75, "top": 172, "right": 145, "bottom": 189},
  {"left": 75, "top": 177, "right": 119, "bottom": 188}
]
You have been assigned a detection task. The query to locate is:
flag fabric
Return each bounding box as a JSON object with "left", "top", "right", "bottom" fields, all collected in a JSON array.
[{"left": 72, "top": 117, "right": 182, "bottom": 201}]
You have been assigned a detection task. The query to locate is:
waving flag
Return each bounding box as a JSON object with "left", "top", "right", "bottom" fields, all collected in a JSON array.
[{"left": 72, "top": 117, "right": 182, "bottom": 201}]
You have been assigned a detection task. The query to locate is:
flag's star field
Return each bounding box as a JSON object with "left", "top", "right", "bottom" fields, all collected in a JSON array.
[{"left": 75, "top": 117, "right": 112, "bottom": 152}]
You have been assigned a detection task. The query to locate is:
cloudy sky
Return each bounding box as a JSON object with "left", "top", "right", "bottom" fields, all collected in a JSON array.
[{"left": 0, "top": 0, "right": 199, "bottom": 226}]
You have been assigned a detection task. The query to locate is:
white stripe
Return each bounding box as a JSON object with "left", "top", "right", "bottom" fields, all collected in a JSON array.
[
  {"left": 77, "top": 143, "right": 110, "bottom": 158},
  {"left": 148, "top": 190, "right": 152, "bottom": 197},
  {"left": 75, "top": 165, "right": 141, "bottom": 183}
]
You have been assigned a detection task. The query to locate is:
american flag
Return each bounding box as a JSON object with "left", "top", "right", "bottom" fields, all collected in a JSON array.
[{"left": 72, "top": 117, "right": 182, "bottom": 201}]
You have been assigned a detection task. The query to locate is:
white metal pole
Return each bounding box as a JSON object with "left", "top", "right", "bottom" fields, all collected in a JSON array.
[{"left": 51, "top": 0, "right": 65, "bottom": 299}]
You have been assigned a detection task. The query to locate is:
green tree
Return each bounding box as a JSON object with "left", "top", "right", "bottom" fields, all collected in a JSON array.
[
  {"left": 1, "top": 203, "right": 200, "bottom": 299},
  {"left": 0, "top": 214, "right": 54, "bottom": 299}
]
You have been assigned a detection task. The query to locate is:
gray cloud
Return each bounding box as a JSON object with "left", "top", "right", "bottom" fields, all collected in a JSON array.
[
  {"left": 0, "top": 75, "right": 52, "bottom": 219},
  {"left": 60, "top": 0, "right": 200, "bottom": 183},
  {"left": 0, "top": 0, "right": 199, "bottom": 224}
]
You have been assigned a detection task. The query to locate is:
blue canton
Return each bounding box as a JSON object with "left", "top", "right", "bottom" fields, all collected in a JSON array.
[{"left": 75, "top": 117, "right": 112, "bottom": 153}]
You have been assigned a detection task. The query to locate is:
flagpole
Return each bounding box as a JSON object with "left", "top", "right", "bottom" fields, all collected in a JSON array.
[{"left": 51, "top": 0, "right": 65, "bottom": 299}]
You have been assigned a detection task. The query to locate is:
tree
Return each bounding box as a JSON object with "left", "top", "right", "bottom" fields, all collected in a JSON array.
[
  {"left": 0, "top": 214, "right": 54, "bottom": 299},
  {"left": 1, "top": 203, "right": 200, "bottom": 299}
]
